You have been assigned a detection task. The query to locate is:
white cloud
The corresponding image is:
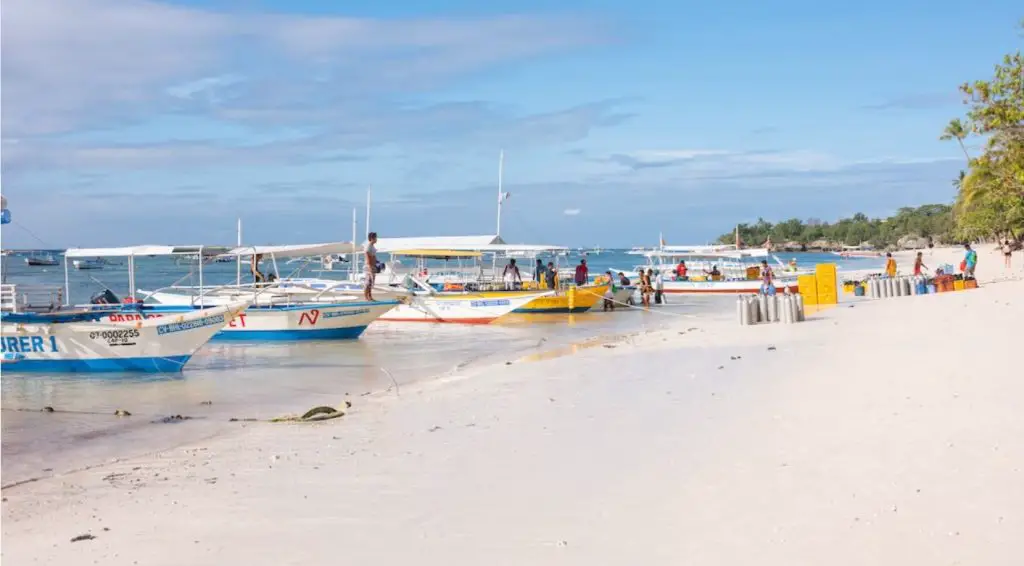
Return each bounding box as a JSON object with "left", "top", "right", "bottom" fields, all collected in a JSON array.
[
  {"left": 1, "top": 0, "right": 608, "bottom": 137},
  {"left": 563, "top": 208, "right": 581, "bottom": 216}
]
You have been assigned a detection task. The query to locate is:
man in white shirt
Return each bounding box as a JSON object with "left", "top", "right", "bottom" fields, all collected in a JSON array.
[{"left": 364, "top": 232, "right": 378, "bottom": 301}]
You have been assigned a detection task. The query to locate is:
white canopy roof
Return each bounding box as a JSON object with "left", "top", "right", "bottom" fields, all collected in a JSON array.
[
  {"left": 65, "top": 245, "right": 230, "bottom": 258},
  {"left": 373, "top": 235, "right": 505, "bottom": 253},
  {"left": 225, "top": 242, "right": 358, "bottom": 259},
  {"left": 66, "top": 242, "right": 357, "bottom": 259}
]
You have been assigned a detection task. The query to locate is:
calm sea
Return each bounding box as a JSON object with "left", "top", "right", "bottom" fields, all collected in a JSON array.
[{"left": 0, "top": 250, "right": 883, "bottom": 485}]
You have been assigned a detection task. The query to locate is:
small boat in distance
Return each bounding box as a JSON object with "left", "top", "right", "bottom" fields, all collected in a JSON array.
[
  {"left": 73, "top": 258, "right": 107, "bottom": 270},
  {"left": 25, "top": 252, "right": 60, "bottom": 266}
]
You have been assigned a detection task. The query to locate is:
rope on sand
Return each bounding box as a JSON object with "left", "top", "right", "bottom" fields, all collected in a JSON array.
[{"left": 575, "top": 288, "right": 696, "bottom": 319}]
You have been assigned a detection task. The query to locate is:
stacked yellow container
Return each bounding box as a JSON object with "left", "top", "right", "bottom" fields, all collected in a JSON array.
[
  {"left": 815, "top": 264, "right": 838, "bottom": 305},
  {"left": 798, "top": 274, "right": 818, "bottom": 305}
]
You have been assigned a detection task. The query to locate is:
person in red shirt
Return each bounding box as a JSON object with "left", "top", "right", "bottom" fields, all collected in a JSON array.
[
  {"left": 675, "top": 260, "right": 688, "bottom": 280},
  {"left": 574, "top": 259, "right": 589, "bottom": 286}
]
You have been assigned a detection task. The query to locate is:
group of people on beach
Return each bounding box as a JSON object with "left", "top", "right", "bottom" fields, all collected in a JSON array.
[{"left": 883, "top": 243, "right": 981, "bottom": 279}]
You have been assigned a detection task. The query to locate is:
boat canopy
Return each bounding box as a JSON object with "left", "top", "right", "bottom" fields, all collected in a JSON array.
[
  {"left": 373, "top": 235, "right": 504, "bottom": 253},
  {"left": 640, "top": 247, "right": 772, "bottom": 259},
  {"left": 65, "top": 245, "right": 231, "bottom": 258},
  {"left": 390, "top": 249, "right": 482, "bottom": 259},
  {"left": 225, "top": 242, "right": 358, "bottom": 259}
]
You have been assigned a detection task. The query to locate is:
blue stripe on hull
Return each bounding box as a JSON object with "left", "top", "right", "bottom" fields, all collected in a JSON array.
[
  {"left": 513, "top": 307, "right": 592, "bottom": 314},
  {"left": 212, "top": 326, "right": 368, "bottom": 341},
  {"left": 2, "top": 355, "right": 191, "bottom": 373}
]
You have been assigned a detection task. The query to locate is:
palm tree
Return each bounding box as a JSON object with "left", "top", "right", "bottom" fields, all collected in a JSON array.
[{"left": 940, "top": 118, "right": 971, "bottom": 164}]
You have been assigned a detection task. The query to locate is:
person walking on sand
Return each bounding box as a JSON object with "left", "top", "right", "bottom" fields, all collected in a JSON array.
[
  {"left": 963, "top": 243, "right": 978, "bottom": 279},
  {"left": 640, "top": 268, "right": 653, "bottom": 307},
  {"left": 654, "top": 269, "right": 665, "bottom": 304},
  {"left": 363, "top": 232, "right": 378, "bottom": 301},
  {"left": 603, "top": 270, "right": 617, "bottom": 311},
  {"left": 503, "top": 258, "right": 522, "bottom": 290},
  {"left": 1002, "top": 239, "right": 1013, "bottom": 271},
  {"left": 913, "top": 251, "right": 928, "bottom": 276},
  {"left": 885, "top": 252, "right": 897, "bottom": 277}
]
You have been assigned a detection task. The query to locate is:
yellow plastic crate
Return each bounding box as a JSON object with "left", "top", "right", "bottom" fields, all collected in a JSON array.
[
  {"left": 798, "top": 274, "right": 818, "bottom": 305},
  {"left": 953, "top": 279, "right": 966, "bottom": 291}
]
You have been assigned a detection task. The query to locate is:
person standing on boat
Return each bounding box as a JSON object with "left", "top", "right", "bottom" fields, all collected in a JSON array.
[
  {"left": 759, "top": 260, "right": 776, "bottom": 295},
  {"left": 544, "top": 261, "right": 558, "bottom": 290},
  {"left": 503, "top": 258, "right": 522, "bottom": 290},
  {"left": 675, "top": 260, "right": 688, "bottom": 281},
  {"left": 364, "top": 232, "right": 378, "bottom": 301},
  {"left": 534, "top": 259, "right": 545, "bottom": 285},
  {"left": 574, "top": 259, "right": 589, "bottom": 286},
  {"left": 251, "top": 253, "right": 265, "bottom": 284}
]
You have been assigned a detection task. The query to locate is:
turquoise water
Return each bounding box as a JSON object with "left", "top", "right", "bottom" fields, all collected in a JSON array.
[{"left": 0, "top": 249, "right": 882, "bottom": 485}]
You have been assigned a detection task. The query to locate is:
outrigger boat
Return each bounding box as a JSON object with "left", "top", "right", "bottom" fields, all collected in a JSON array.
[
  {"left": 617, "top": 245, "right": 804, "bottom": 295},
  {"left": 133, "top": 243, "right": 399, "bottom": 340},
  {"left": 25, "top": 252, "right": 60, "bottom": 267},
  {"left": 369, "top": 245, "right": 607, "bottom": 315},
  {"left": 1, "top": 246, "right": 248, "bottom": 373}
]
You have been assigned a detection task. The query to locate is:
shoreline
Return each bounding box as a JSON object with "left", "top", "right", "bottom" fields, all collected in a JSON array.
[
  {"left": 3, "top": 246, "right": 1021, "bottom": 564},
  {"left": 0, "top": 303, "right": 689, "bottom": 488}
]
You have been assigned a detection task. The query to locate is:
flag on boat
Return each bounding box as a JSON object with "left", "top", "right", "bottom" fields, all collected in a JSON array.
[
  {"left": 1, "top": 196, "right": 10, "bottom": 225},
  {"left": 499, "top": 191, "right": 511, "bottom": 203}
]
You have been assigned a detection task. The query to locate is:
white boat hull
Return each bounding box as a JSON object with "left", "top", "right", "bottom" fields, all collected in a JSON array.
[
  {"left": 379, "top": 292, "right": 547, "bottom": 324},
  {"left": 141, "top": 291, "right": 397, "bottom": 340},
  {"left": 1, "top": 303, "right": 246, "bottom": 373},
  {"left": 661, "top": 279, "right": 800, "bottom": 294}
]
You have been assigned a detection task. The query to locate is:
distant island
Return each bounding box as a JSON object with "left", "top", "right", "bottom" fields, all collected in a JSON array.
[{"left": 716, "top": 204, "right": 953, "bottom": 252}]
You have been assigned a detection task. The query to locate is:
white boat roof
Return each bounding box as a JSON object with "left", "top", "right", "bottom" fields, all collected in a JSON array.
[
  {"left": 638, "top": 247, "right": 772, "bottom": 259},
  {"left": 373, "top": 235, "right": 505, "bottom": 253},
  {"left": 225, "top": 242, "right": 358, "bottom": 258},
  {"left": 66, "top": 242, "right": 357, "bottom": 259},
  {"left": 65, "top": 245, "right": 230, "bottom": 258}
]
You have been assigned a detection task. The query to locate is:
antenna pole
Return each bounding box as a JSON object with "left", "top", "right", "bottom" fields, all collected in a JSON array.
[
  {"left": 496, "top": 150, "right": 504, "bottom": 237},
  {"left": 352, "top": 207, "right": 358, "bottom": 276}
]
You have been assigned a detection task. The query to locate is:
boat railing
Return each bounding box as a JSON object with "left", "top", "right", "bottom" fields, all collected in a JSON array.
[{"left": 1, "top": 283, "right": 65, "bottom": 313}]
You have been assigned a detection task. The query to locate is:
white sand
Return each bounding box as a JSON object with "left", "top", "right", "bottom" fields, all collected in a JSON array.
[{"left": 3, "top": 247, "right": 1022, "bottom": 565}]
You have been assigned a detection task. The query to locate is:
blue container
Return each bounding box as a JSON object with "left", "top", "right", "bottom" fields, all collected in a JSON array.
[
  {"left": 916, "top": 282, "right": 927, "bottom": 295},
  {"left": 854, "top": 285, "right": 865, "bottom": 297},
  {"left": 926, "top": 284, "right": 936, "bottom": 294}
]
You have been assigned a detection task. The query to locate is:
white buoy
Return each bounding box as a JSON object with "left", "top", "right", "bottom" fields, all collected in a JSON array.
[
  {"left": 747, "top": 296, "right": 758, "bottom": 325},
  {"left": 767, "top": 294, "right": 778, "bottom": 323},
  {"left": 794, "top": 293, "right": 805, "bottom": 322},
  {"left": 867, "top": 277, "right": 877, "bottom": 298},
  {"left": 896, "top": 276, "right": 905, "bottom": 297},
  {"left": 781, "top": 295, "right": 793, "bottom": 324},
  {"left": 757, "top": 294, "right": 768, "bottom": 323}
]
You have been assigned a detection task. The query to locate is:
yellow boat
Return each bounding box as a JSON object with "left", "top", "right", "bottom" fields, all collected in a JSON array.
[{"left": 514, "top": 284, "right": 609, "bottom": 313}]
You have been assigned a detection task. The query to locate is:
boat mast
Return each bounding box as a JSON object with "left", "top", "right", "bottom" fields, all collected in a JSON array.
[
  {"left": 236, "top": 218, "right": 242, "bottom": 286},
  {"left": 365, "top": 186, "right": 372, "bottom": 238},
  {"left": 351, "top": 207, "right": 358, "bottom": 276},
  {"left": 496, "top": 150, "right": 504, "bottom": 238}
]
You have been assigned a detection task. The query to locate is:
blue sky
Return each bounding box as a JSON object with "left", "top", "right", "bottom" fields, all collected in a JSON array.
[{"left": 1, "top": 0, "right": 1020, "bottom": 247}]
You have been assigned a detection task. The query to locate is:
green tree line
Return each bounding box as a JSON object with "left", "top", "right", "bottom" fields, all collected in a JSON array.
[
  {"left": 716, "top": 204, "right": 954, "bottom": 249},
  {"left": 941, "top": 19, "right": 1024, "bottom": 240}
]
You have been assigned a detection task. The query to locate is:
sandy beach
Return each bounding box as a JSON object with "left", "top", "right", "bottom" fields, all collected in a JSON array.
[{"left": 2, "top": 245, "right": 1021, "bottom": 565}]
